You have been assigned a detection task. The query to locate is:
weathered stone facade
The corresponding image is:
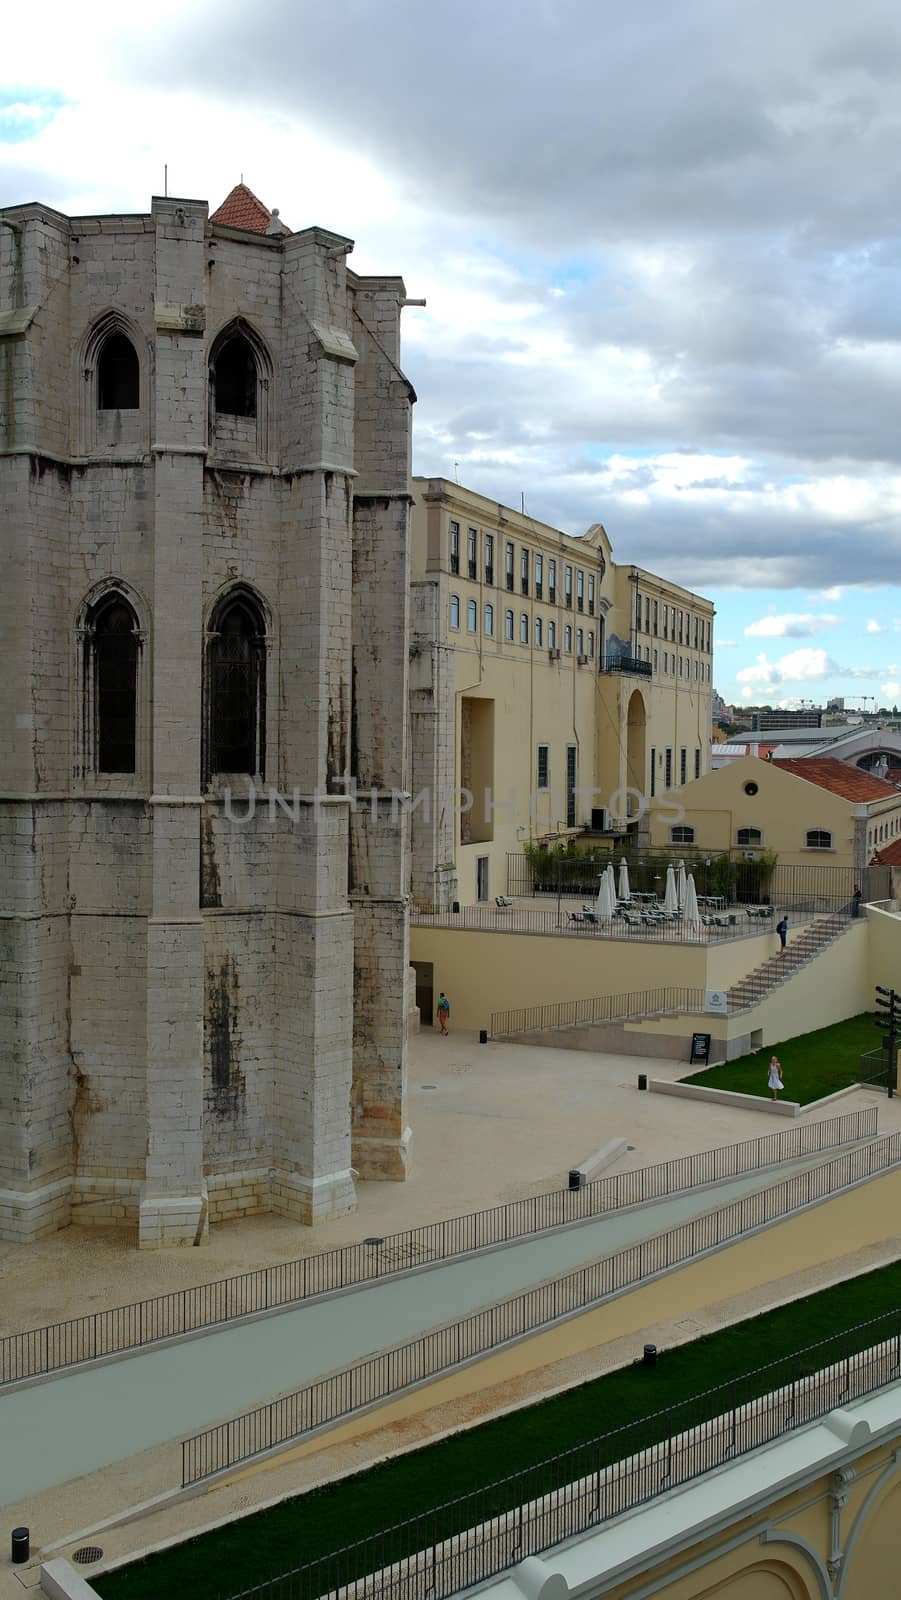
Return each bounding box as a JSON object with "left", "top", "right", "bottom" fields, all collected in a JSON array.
[{"left": 0, "top": 192, "right": 413, "bottom": 1247}]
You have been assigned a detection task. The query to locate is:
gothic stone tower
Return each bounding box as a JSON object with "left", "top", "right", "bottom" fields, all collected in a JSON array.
[{"left": 0, "top": 188, "right": 413, "bottom": 1247}]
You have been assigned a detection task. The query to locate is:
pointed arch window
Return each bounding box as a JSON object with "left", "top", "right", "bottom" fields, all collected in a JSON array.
[
  {"left": 97, "top": 332, "right": 140, "bottom": 410},
  {"left": 205, "top": 590, "right": 267, "bottom": 781},
  {"left": 81, "top": 590, "right": 142, "bottom": 774},
  {"left": 208, "top": 320, "right": 272, "bottom": 459},
  {"left": 213, "top": 332, "right": 257, "bottom": 417}
]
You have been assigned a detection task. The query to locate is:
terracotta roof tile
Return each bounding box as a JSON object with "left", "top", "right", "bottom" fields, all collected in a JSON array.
[
  {"left": 773, "top": 756, "right": 901, "bottom": 804},
  {"left": 210, "top": 183, "right": 289, "bottom": 235},
  {"left": 872, "top": 838, "right": 901, "bottom": 866}
]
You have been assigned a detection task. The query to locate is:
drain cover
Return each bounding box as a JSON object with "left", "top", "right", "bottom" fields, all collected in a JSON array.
[
  {"left": 420, "top": 1083, "right": 437, "bottom": 1090},
  {"left": 72, "top": 1547, "right": 104, "bottom": 1565},
  {"left": 363, "top": 1237, "right": 385, "bottom": 1247}
]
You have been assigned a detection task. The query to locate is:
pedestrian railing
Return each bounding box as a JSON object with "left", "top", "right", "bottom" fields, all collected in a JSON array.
[
  {"left": 216, "top": 1307, "right": 901, "bottom": 1600},
  {"left": 182, "top": 1124, "right": 899, "bottom": 1488},
  {"left": 410, "top": 903, "right": 761, "bottom": 944},
  {"left": 0, "top": 1110, "right": 875, "bottom": 1388},
  {"left": 490, "top": 986, "right": 708, "bottom": 1037}
]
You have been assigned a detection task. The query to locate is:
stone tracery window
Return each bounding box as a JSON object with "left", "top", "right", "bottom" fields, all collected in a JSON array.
[
  {"left": 80, "top": 587, "right": 143, "bottom": 776},
  {"left": 204, "top": 589, "right": 267, "bottom": 782}
]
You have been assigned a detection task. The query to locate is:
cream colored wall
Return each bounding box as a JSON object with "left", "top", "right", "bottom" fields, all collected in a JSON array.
[
  {"left": 408, "top": 924, "right": 778, "bottom": 1030},
  {"left": 866, "top": 902, "right": 901, "bottom": 992},
  {"left": 410, "top": 481, "right": 714, "bottom": 905},
  {"left": 649, "top": 752, "right": 856, "bottom": 866}
]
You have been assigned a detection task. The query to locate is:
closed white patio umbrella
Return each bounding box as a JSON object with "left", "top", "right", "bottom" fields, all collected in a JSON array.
[
  {"left": 663, "top": 865, "right": 678, "bottom": 914},
  {"left": 677, "top": 859, "right": 687, "bottom": 910},
  {"left": 683, "top": 872, "right": 701, "bottom": 928},
  {"left": 618, "top": 856, "right": 631, "bottom": 902},
  {"left": 595, "top": 872, "right": 614, "bottom": 921},
  {"left": 607, "top": 863, "right": 617, "bottom": 904}
]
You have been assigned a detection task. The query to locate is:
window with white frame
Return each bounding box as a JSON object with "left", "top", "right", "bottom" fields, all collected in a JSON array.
[
  {"left": 564, "top": 623, "right": 572, "bottom": 652},
  {"left": 505, "top": 542, "right": 515, "bottom": 591},
  {"left": 467, "top": 598, "right": 477, "bottom": 632},
  {"left": 450, "top": 594, "right": 460, "bottom": 629},
  {"left": 576, "top": 569, "right": 584, "bottom": 610},
  {"left": 548, "top": 619, "right": 556, "bottom": 648},
  {"left": 806, "top": 829, "right": 833, "bottom": 850},
  {"left": 564, "top": 564, "right": 573, "bottom": 607},
  {"left": 548, "top": 558, "right": 557, "bottom": 602},
  {"left": 535, "top": 552, "right": 543, "bottom": 596},
  {"left": 671, "top": 824, "right": 694, "bottom": 844},
  {"left": 521, "top": 548, "right": 530, "bottom": 595},
  {"left": 537, "top": 744, "right": 549, "bottom": 789},
  {"left": 450, "top": 521, "right": 460, "bottom": 574},
  {"left": 484, "top": 602, "right": 494, "bottom": 636},
  {"left": 467, "top": 526, "right": 478, "bottom": 579},
  {"left": 534, "top": 615, "right": 542, "bottom": 647},
  {"left": 587, "top": 572, "right": 595, "bottom": 614},
  {"left": 505, "top": 608, "right": 514, "bottom": 641},
  {"left": 577, "top": 627, "right": 584, "bottom": 655},
  {"left": 520, "top": 612, "right": 529, "bottom": 643},
  {"left": 484, "top": 533, "right": 494, "bottom": 584}
]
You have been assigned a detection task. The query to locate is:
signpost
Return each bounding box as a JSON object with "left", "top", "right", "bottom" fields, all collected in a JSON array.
[
  {"left": 874, "top": 987, "right": 901, "bottom": 1100},
  {"left": 690, "top": 1032, "right": 712, "bottom": 1065}
]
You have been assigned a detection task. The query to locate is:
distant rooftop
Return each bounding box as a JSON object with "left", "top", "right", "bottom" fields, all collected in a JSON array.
[
  {"left": 773, "top": 757, "right": 901, "bottom": 804},
  {"left": 210, "top": 182, "right": 290, "bottom": 236}
]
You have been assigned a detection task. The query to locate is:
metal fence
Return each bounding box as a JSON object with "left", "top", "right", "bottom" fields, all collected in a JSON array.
[
  {"left": 490, "top": 987, "right": 708, "bottom": 1036},
  {"left": 505, "top": 852, "right": 889, "bottom": 914},
  {"left": 182, "top": 1120, "right": 896, "bottom": 1488},
  {"left": 409, "top": 903, "right": 759, "bottom": 944},
  {"left": 1, "top": 1110, "right": 875, "bottom": 1388},
  {"left": 860, "top": 1047, "right": 892, "bottom": 1092},
  {"left": 217, "top": 1308, "right": 901, "bottom": 1600}
]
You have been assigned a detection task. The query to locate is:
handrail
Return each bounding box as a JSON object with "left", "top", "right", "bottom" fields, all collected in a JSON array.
[
  {"left": 182, "top": 1124, "right": 899, "bottom": 1487},
  {"left": 0, "top": 1109, "right": 876, "bottom": 1387},
  {"left": 490, "top": 986, "right": 708, "bottom": 1036},
  {"left": 219, "top": 1306, "right": 901, "bottom": 1600}
]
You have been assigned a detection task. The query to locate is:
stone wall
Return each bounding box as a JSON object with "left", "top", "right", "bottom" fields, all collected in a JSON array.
[{"left": 0, "top": 193, "right": 414, "bottom": 1245}]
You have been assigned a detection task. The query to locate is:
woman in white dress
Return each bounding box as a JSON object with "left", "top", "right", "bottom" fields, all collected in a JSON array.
[{"left": 768, "top": 1055, "right": 784, "bottom": 1100}]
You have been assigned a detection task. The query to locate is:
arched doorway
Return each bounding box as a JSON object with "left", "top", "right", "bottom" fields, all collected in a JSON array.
[{"left": 625, "top": 690, "right": 647, "bottom": 813}]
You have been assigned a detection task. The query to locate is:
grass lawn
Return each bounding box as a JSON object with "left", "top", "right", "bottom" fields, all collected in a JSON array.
[
  {"left": 681, "top": 1013, "right": 880, "bottom": 1105},
  {"left": 96, "top": 1256, "right": 901, "bottom": 1600}
]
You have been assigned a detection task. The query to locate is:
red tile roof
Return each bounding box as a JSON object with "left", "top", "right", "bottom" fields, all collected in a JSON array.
[
  {"left": 872, "top": 838, "right": 901, "bottom": 866},
  {"left": 773, "top": 757, "right": 901, "bottom": 804},
  {"left": 210, "top": 183, "right": 289, "bottom": 235}
]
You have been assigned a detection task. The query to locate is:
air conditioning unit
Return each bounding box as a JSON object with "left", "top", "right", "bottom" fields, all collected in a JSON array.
[
  {"left": 577, "top": 654, "right": 589, "bottom": 665},
  {"left": 548, "top": 647, "right": 561, "bottom": 660},
  {"left": 742, "top": 850, "right": 757, "bottom": 861}
]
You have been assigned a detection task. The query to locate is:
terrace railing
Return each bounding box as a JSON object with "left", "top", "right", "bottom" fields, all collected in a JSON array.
[
  {"left": 409, "top": 903, "right": 757, "bottom": 944},
  {"left": 183, "top": 1122, "right": 897, "bottom": 1488},
  {"left": 490, "top": 987, "right": 708, "bottom": 1037},
  {"left": 1, "top": 1110, "right": 876, "bottom": 1388},
  {"left": 217, "top": 1307, "right": 901, "bottom": 1600}
]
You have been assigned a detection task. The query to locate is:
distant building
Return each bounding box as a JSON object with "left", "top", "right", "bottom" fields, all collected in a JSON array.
[
  {"left": 752, "top": 709, "right": 822, "bottom": 731},
  {"left": 409, "top": 479, "right": 714, "bottom": 906}
]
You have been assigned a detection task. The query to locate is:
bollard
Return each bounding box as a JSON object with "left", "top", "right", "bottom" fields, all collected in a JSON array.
[
  {"left": 479, "top": 1029, "right": 488, "bottom": 1044},
  {"left": 452, "top": 901, "right": 460, "bottom": 913},
  {"left": 643, "top": 1344, "right": 657, "bottom": 1369},
  {"left": 637, "top": 1073, "right": 648, "bottom": 1091},
  {"left": 11, "top": 1527, "right": 29, "bottom": 1564}
]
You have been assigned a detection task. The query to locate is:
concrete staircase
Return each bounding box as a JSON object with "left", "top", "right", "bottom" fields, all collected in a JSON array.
[{"left": 725, "top": 913, "right": 854, "bottom": 1013}]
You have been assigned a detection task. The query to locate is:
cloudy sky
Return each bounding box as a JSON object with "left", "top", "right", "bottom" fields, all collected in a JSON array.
[{"left": 3, "top": 0, "right": 901, "bottom": 708}]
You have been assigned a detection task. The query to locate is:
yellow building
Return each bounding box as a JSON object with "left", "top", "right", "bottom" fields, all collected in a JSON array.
[
  {"left": 648, "top": 753, "right": 901, "bottom": 875},
  {"left": 410, "top": 478, "right": 715, "bottom": 906}
]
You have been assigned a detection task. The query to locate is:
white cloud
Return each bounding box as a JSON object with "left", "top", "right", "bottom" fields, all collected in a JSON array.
[
  {"left": 816, "top": 588, "right": 844, "bottom": 603},
  {"left": 866, "top": 619, "right": 884, "bottom": 634},
  {"left": 744, "top": 613, "right": 842, "bottom": 639},
  {"left": 882, "top": 681, "right": 901, "bottom": 701},
  {"left": 715, "top": 639, "right": 738, "bottom": 648},
  {"left": 735, "top": 647, "right": 835, "bottom": 690}
]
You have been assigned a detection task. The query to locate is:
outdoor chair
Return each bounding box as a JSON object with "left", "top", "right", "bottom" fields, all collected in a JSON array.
[
  {"left": 621, "top": 910, "right": 642, "bottom": 928},
  {"left": 569, "top": 911, "right": 586, "bottom": 926},
  {"left": 495, "top": 896, "right": 513, "bottom": 909}
]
